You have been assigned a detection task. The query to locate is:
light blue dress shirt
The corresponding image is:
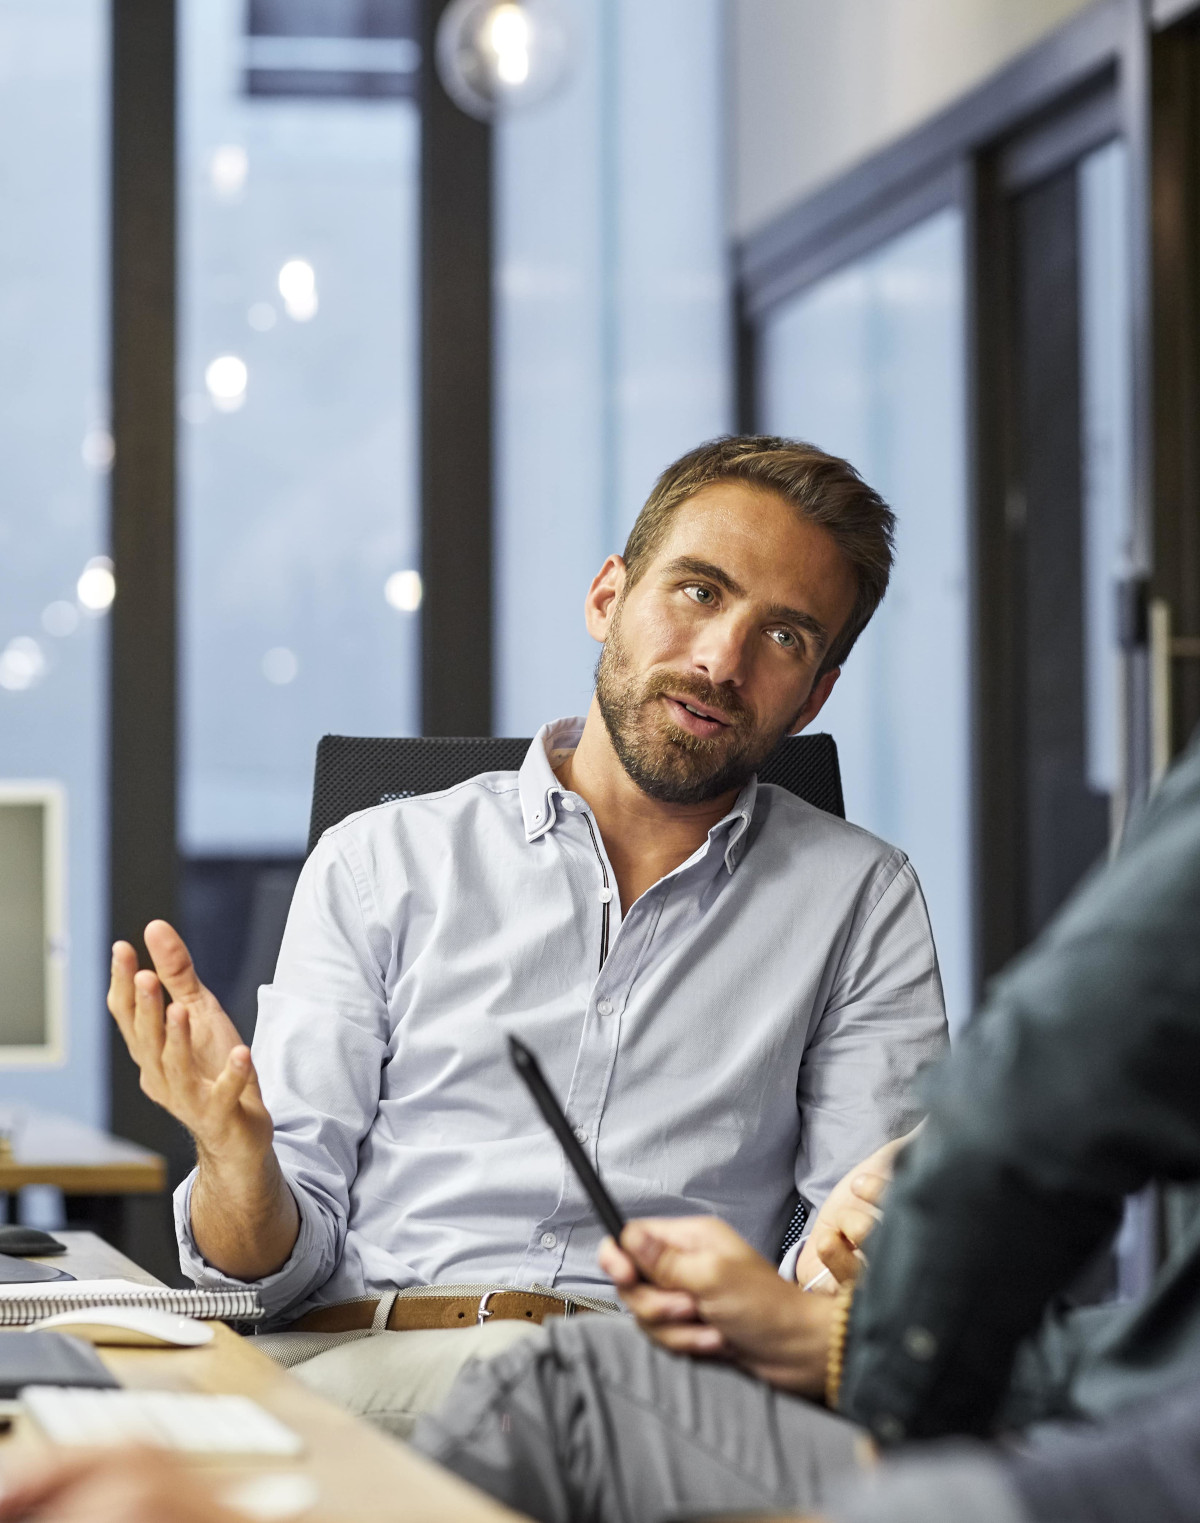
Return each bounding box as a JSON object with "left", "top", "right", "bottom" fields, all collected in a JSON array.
[{"left": 176, "top": 718, "right": 947, "bottom": 1320}]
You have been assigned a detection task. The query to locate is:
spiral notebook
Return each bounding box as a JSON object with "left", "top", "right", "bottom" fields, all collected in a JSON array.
[{"left": 0, "top": 1279, "right": 263, "bottom": 1327}]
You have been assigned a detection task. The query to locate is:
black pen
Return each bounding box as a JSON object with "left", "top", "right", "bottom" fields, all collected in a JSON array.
[{"left": 508, "top": 1034, "right": 628, "bottom": 1244}]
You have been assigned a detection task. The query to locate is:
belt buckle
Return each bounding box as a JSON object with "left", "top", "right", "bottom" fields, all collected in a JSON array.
[{"left": 476, "top": 1291, "right": 497, "bottom": 1327}]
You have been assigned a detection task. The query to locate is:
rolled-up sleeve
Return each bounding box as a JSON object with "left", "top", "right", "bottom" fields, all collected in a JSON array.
[
  {"left": 174, "top": 825, "right": 394, "bottom": 1319},
  {"left": 793, "top": 854, "right": 949, "bottom": 1223}
]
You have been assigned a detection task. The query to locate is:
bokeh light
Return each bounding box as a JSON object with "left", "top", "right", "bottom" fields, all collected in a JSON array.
[
  {"left": 41, "top": 601, "right": 80, "bottom": 638},
  {"left": 205, "top": 354, "right": 248, "bottom": 411},
  {"left": 210, "top": 144, "right": 248, "bottom": 199},
  {"left": 262, "top": 646, "right": 299, "bottom": 685},
  {"left": 384, "top": 569, "right": 423, "bottom": 612},
  {"left": 81, "top": 428, "right": 114, "bottom": 473},
  {"left": 436, "top": 0, "right": 570, "bottom": 120},
  {"left": 77, "top": 556, "right": 116, "bottom": 612},
  {"left": 278, "top": 260, "right": 318, "bottom": 322},
  {"left": 0, "top": 636, "right": 47, "bottom": 692}
]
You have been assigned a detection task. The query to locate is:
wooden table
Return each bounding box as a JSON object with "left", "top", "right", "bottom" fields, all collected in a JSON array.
[
  {"left": 0, "top": 1233, "right": 522, "bottom": 1523},
  {"left": 0, "top": 1106, "right": 165, "bottom": 1250}
]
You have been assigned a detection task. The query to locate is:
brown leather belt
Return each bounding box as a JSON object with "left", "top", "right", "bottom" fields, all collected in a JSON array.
[{"left": 290, "top": 1288, "right": 605, "bottom": 1335}]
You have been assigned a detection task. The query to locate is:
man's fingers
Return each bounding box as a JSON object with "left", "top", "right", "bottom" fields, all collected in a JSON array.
[
  {"left": 834, "top": 1206, "right": 881, "bottom": 1246},
  {"left": 646, "top": 1322, "right": 726, "bottom": 1356},
  {"left": 0, "top": 1450, "right": 109, "bottom": 1518},
  {"left": 620, "top": 1285, "right": 699, "bottom": 1325},
  {"left": 621, "top": 1222, "right": 729, "bottom": 1292},
  {"left": 209, "top": 1045, "right": 255, "bottom": 1117},
  {"left": 106, "top": 942, "right": 138, "bottom": 1042},
  {"left": 598, "top": 1235, "right": 638, "bottom": 1288},
  {"left": 850, "top": 1170, "right": 891, "bottom": 1208},
  {"left": 814, "top": 1226, "right": 863, "bottom": 1286},
  {"left": 131, "top": 970, "right": 167, "bottom": 1068},
  {"left": 160, "top": 1003, "right": 198, "bottom": 1089},
  {"left": 621, "top": 1222, "right": 667, "bottom": 1275},
  {"left": 144, "top": 920, "right": 208, "bottom": 1006}
]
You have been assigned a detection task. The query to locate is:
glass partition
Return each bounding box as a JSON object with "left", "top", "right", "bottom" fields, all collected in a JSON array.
[
  {"left": 493, "top": 0, "right": 731, "bottom": 733},
  {"left": 179, "top": 0, "right": 421, "bottom": 858},
  {"left": 178, "top": 0, "right": 422, "bottom": 1028},
  {"left": 0, "top": 1, "right": 108, "bottom": 1117},
  {"left": 760, "top": 209, "right": 972, "bottom": 1030}
]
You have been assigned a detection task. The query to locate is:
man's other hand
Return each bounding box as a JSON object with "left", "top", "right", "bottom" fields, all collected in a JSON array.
[
  {"left": 0, "top": 1449, "right": 248, "bottom": 1523},
  {"left": 796, "top": 1132, "right": 910, "bottom": 1291},
  {"left": 599, "top": 1217, "right": 835, "bottom": 1395},
  {"left": 107, "top": 921, "right": 273, "bottom": 1165}
]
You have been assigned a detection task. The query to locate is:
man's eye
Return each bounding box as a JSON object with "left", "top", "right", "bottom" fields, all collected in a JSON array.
[
  {"left": 770, "top": 628, "right": 800, "bottom": 651},
  {"left": 684, "top": 584, "right": 715, "bottom": 605}
]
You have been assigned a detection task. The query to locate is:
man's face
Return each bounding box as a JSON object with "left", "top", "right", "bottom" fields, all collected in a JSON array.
[{"left": 589, "top": 482, "right": 858, "bottom": 805}]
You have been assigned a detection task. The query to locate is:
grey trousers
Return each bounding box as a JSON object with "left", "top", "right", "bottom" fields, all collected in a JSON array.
[{"left": 412, "top": 1315, "right": 863, "bottom": 1523}]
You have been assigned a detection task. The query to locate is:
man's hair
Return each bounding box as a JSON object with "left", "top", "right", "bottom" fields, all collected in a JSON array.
[{"left": 622, "top": 435, "right": 895, "bottom": 673}]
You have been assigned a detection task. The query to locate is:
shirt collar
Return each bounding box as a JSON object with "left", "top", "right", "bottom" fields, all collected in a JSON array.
[
  {"left": 519, "top": 718, "right": 758, "bottom": 874},
  {"left": 520, "top": 717, "right": 586, "bottom": 840}
]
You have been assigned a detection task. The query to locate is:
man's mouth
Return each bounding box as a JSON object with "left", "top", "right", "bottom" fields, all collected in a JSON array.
[{"left": 662, "top": 694, "right": 733, "bottom": 738}]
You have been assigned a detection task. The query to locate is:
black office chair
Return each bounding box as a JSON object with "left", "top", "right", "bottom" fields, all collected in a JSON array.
[
  {"left": 305, "top": 731, "right": 845, "bottom": 1256},
  {"left": 307, "top": 731, "right": 844, "bottom": 854}
]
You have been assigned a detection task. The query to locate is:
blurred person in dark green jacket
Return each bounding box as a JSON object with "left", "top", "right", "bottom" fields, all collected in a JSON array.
[{"left": 414, "top": 728, "right": 1200, "bottom": 1523}]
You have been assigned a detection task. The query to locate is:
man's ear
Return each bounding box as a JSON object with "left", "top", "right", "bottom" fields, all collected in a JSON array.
[
  {"left": 789, "top": 666, "right": 840, "bottom": 734},
  {"left": 584, "top": 555, "right": 627, "bottom": 644}
]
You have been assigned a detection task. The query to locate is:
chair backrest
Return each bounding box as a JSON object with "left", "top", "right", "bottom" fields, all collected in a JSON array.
[{"left": 307, "top": 732, "right": 843, "bottom": 855}]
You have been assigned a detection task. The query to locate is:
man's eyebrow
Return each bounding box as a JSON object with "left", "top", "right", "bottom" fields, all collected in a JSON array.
[{"left": 661, "top": 555, "right": 831, "bottom": 650}]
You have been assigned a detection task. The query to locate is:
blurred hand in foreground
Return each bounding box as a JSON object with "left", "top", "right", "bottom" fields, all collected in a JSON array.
[
  {"left": 0, "top": 1449, "right": 247, "bottom": 1523},
  {"left": 599, "top": 1216, "right": 836, "bottom": 1395}
]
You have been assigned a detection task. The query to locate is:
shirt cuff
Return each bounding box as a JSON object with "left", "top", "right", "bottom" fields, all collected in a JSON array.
[
  {"left": 778, "top": 1237, "right": 805, "bottom": 1281},
  {"left": 827, "top": 1451, "right": 1030, "bottom": 1523},
  {"left": 173, "top": 1167, "right": 333, "bottom": 1322}
]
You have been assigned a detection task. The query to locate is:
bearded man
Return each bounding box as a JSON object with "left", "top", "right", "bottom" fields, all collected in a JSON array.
[{"left": 108, "top": 435, "right": 947, "bottom": 1435}]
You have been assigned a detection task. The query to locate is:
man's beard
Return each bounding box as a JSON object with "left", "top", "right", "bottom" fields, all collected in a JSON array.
[{"left": 594, "top": 611, "right": 799, "bottom": 805}]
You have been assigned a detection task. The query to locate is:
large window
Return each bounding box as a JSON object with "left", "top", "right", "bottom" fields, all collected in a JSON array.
[
  {"left": 177, "top": 0, "right": 422, "bottom": 1027},
  {"left": 0, "top": 1, "right": 108, "bottom": 1117},
  {"left": 179, "top": 0, "right": 421, "bottom": 858},
  {"left": 493, "top": 0, "right": 731, "bottom": 733},
  {"left": 760, "top": 210, "right": 972, "bottom": 1030}
]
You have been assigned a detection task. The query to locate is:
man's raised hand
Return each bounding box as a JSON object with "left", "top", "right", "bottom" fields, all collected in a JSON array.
[{"left": 107, "top": 921, "right": 273, "bottom": 1164}]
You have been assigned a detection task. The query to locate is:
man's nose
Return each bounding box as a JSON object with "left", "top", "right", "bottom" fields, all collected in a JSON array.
[{"left": 689, "top": 615, "right": 751, "bottom": 688}]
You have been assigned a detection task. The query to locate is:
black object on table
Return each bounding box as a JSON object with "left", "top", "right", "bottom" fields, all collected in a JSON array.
[
  {"left": 0, "top": 1255, "right": 73, "bottom": 1284},
  {"left": 0, "top": 1331, "right": 117, "bottom": 1396},
  {"left": 0, "top": 1226, "right": 67, "bottom": 1257}
]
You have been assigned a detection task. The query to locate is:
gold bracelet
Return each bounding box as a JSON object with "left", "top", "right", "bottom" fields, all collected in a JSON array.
[{"left": 824, "top": 1282, "right": 855, "bottom": 1410}]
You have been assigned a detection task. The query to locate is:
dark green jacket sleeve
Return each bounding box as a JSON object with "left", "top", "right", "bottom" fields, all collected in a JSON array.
[{"left": 838, "top": 733, "right": 1200, "bottom": 1443}]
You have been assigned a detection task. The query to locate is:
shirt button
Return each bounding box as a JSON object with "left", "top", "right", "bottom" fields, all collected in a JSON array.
[
  {"left": 596, "top": 998, "right": 613, "bottom": 1016},
  {"left": 873, "top": 1414, "right": 906, "bottom": 1444},
  {"left": 540, "top": 1231, "right": 557, "bottom": 1250},
  {"left": 903, "top": 1326, "right": 937, "bottom": 1361},
  {"left": 560, "top": 796, "right": 576, "bottom": 812},
  {"left": 573, "top": 1126, "right": 588, "bottom": 1144},
  {"left": 598, "top": 887, "right": 613, "bottom": 903}
]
